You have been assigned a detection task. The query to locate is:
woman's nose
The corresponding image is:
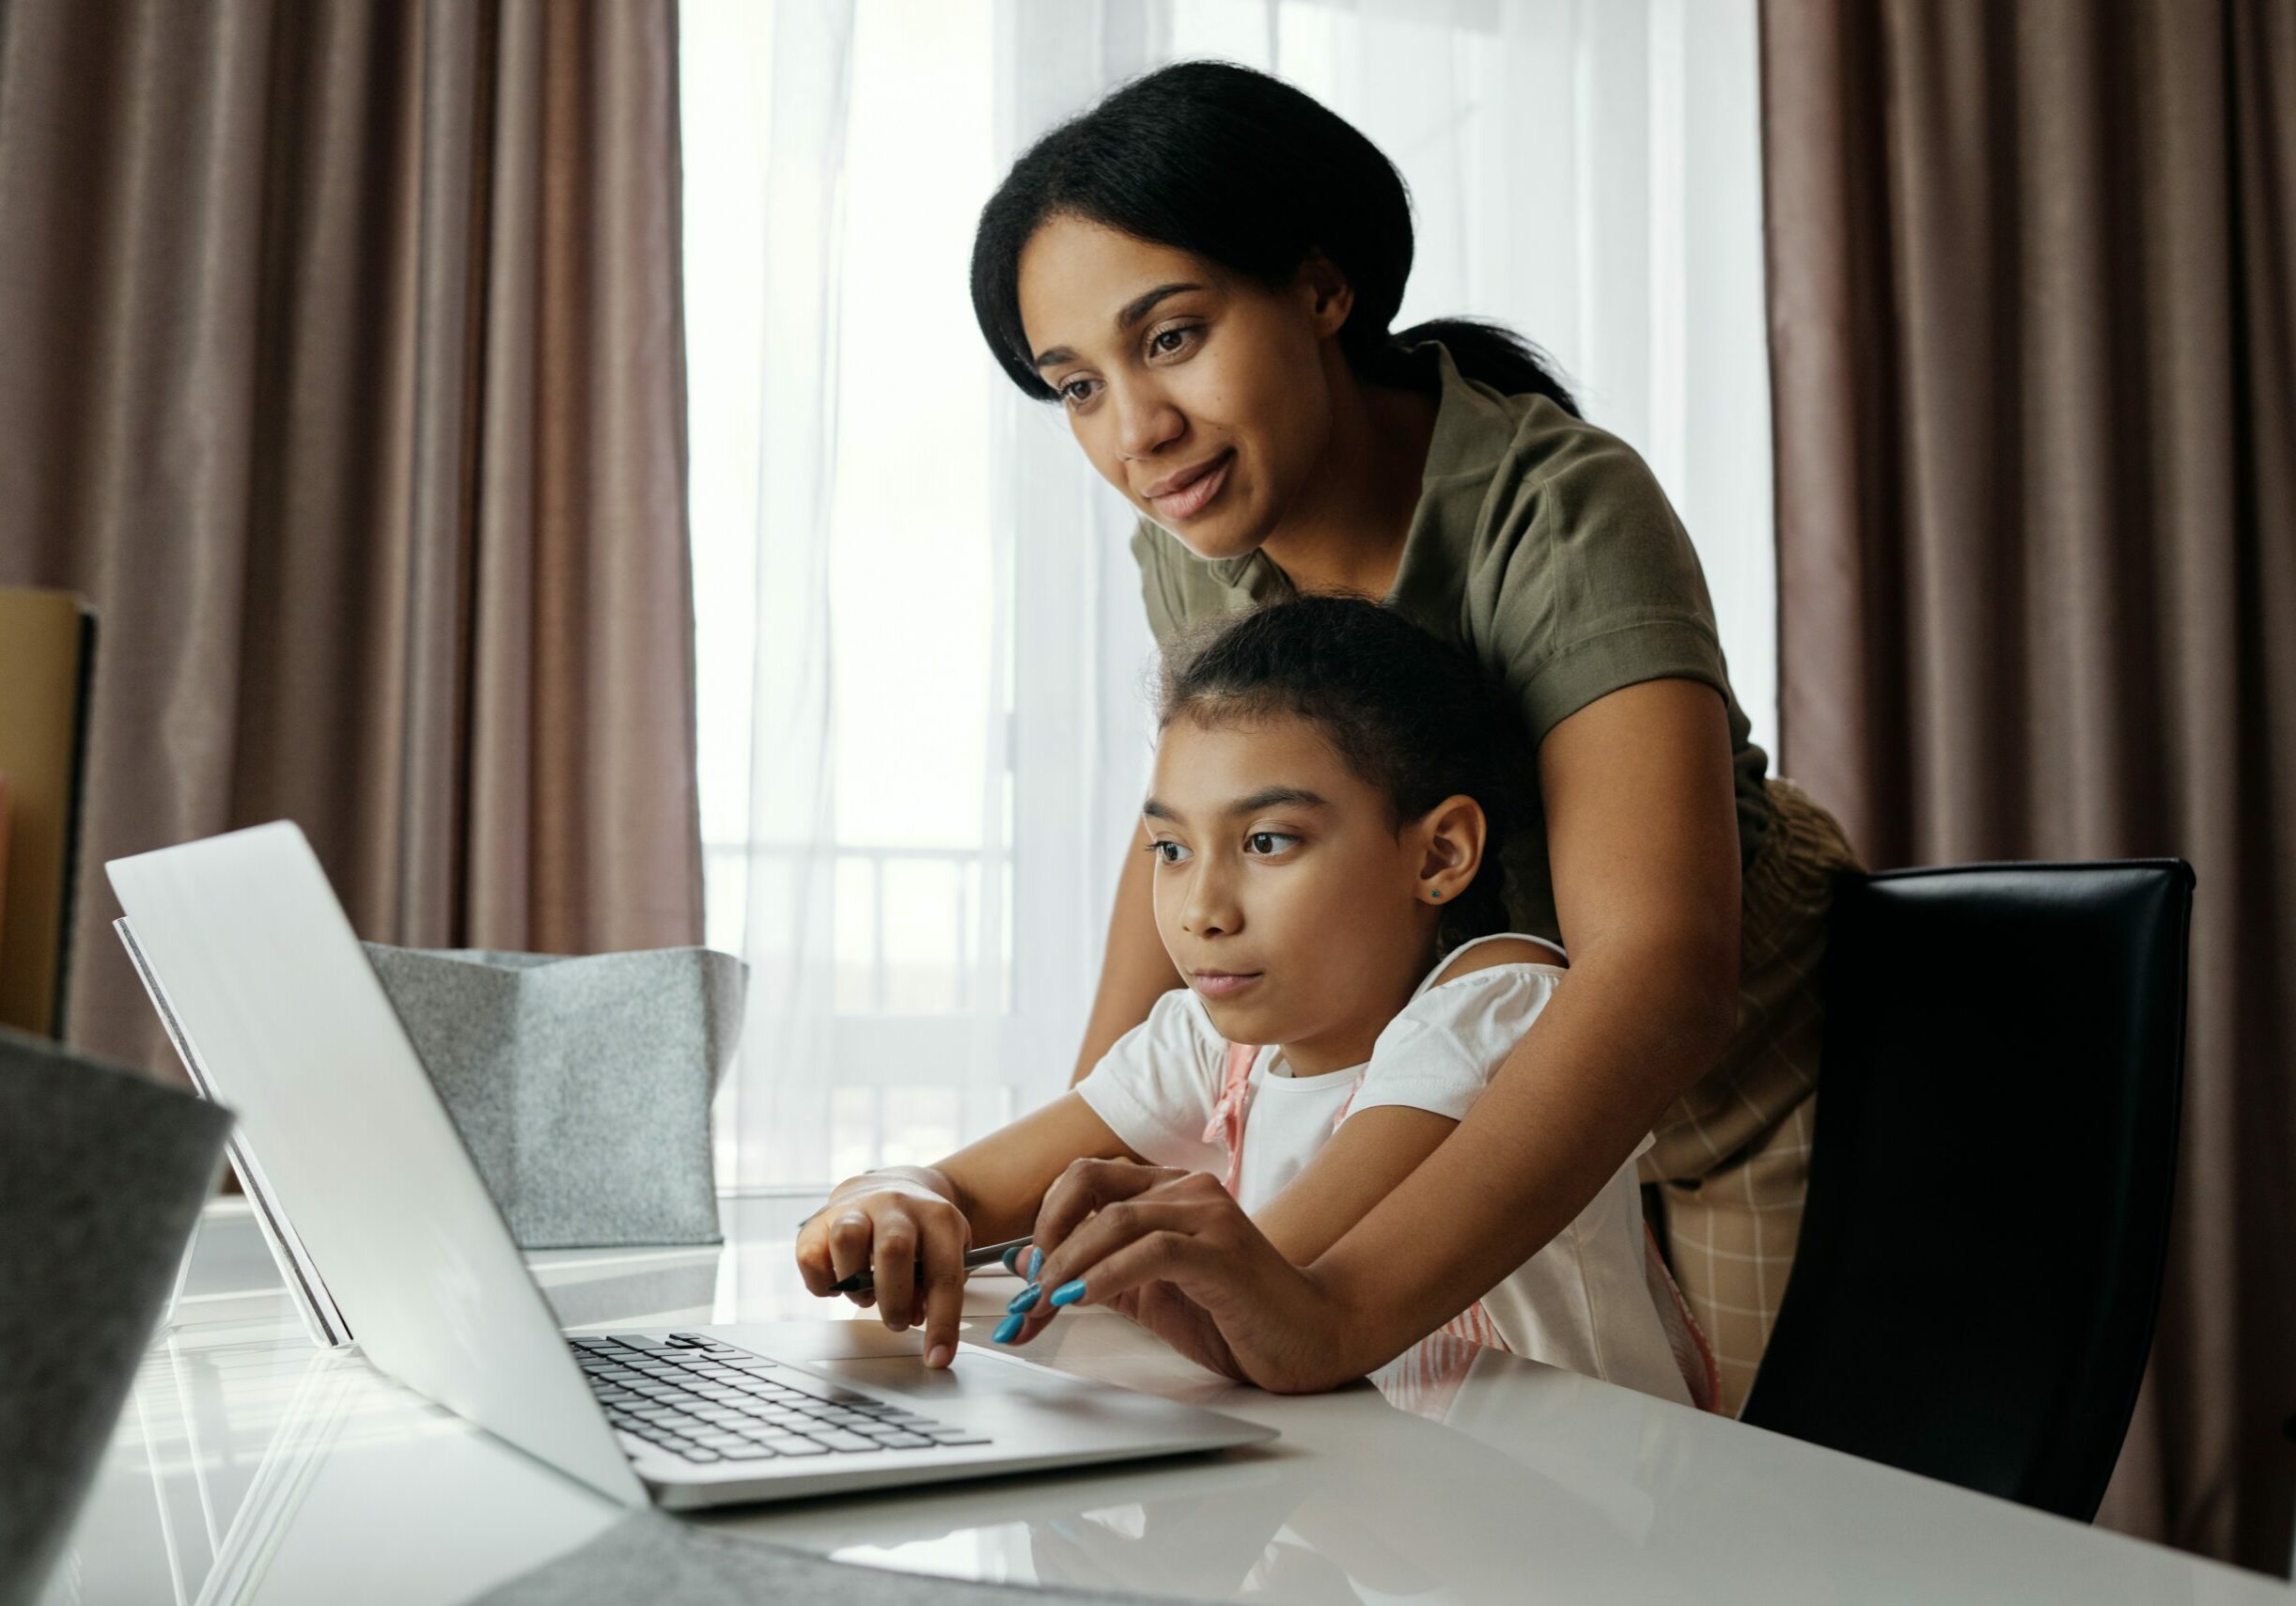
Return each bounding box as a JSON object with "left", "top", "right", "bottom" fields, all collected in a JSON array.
[{"left": 1113, "top": 383, "right": 1183, "bottom": 460}]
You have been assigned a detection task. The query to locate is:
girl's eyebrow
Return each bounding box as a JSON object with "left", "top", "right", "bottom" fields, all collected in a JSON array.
[
  {"left": 1032, "top": 281, "right": 1206, "bottom": 368},
  {"left": 1141, "top": 787, "right": 1329, "bottom": 823}
]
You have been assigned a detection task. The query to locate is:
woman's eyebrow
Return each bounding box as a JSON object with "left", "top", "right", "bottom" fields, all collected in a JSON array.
[
  {"left": 1032, "top": 281, "right": 1206, "bottom": 368},
  {"left": 1141, "top": 787, "right": 1328, "bottom": 824}
]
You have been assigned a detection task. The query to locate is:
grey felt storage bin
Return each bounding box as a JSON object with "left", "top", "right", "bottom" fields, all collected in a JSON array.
[{"left": 363, "top": 944, "right": 745, "bottom": 1250}]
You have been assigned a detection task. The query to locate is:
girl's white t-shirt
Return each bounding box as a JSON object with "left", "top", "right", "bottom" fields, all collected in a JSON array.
[{"left": 1076, "top": 934, "right": 1692, "bottom": 1406}]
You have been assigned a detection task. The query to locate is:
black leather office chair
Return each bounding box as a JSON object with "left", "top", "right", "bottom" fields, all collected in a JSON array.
[{"left": 1738, "top": 860, "right": 2194, "bottom": 1521}]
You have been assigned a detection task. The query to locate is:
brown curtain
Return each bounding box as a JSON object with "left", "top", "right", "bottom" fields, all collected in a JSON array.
[
  {"left": 1762, "top": 0, "right": 2295, "bottom": 1574},
  {"left": 0, "top": 0, "right": 704, "bottom": 1077}
]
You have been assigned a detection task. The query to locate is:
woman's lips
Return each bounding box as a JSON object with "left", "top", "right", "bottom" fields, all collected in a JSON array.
[
  {"left": 1190, "top": 971, "right": 1262, "bottom": 1000},
  {"left": 1148, "top": 450, "right": 1233, "bottom": 522}
]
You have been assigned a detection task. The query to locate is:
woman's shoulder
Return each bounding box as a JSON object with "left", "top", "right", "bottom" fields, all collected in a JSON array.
[
  {"left": 1420, "top": 374, "right": 1730, "bottom": 739},
  {"left": 1130, "top": 518, "right": 1275, "bottom": 646},
  {"left": 1469, "top": 399, "right": 1689, "bottom": 560}
]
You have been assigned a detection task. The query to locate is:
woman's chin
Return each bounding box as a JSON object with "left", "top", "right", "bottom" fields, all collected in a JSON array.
[{"left": 1155, "top": 505, "right": 1263, "bottom": 564}]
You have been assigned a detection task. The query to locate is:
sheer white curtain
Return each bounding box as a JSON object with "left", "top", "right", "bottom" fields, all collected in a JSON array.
[{"left": 679, "top": 0, "right": 1773, "bottom": 1193}]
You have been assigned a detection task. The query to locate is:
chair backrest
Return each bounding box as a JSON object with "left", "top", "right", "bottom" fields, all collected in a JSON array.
[
  {"left": 0, "top": 587, "right": 97, "bottom": 1038},
  {"left": 1739, "top": 860, "right": 2193, "bottom": 1521}
]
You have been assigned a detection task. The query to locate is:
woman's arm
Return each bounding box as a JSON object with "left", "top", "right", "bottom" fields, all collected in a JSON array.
[
  {"left": 1012, "top": 679, "right": 1742, "bottom": 1390},
  {"left": 1069, "top": 826, "right": 1184, "bottom": 1084},
  {"left": 1299, "top": 678, "right": 1740, "bottom": 1371}
]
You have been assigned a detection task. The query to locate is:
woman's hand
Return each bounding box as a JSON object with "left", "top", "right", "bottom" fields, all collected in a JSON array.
[
  {"left": 793, "top": 1168, "right": 970, "bottom": 1368},
  {"left": 998, "top": 1160, "right": 1356, "bottom": 1393}
]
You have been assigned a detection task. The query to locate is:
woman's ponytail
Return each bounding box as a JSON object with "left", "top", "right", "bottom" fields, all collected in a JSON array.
[{"left": 1385, "top": 319, "right": 1580, "bottom": 417}]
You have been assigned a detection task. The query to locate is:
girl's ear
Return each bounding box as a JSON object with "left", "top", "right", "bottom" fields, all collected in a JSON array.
[{"left": 1411, "top": 795, "right": 1487, "bottom": 905}]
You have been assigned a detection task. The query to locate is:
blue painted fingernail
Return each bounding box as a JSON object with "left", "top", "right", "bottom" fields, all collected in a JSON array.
[
  {"left": 1001, "top": 1245, "right": 1023, "bottom": 1273},
  {"left": 1027, "top": 1247, "right": 1044, "bottom": 1279},
  {"left": 992, "top": 1313, "right": 1024, "bottom": 1344},
  {"left": 1049, "top": 1279, "right": 1087, "bottom": 1307},
  {"left": 1006, "top": 1284, "right": 1041, "bottom": 1314}
]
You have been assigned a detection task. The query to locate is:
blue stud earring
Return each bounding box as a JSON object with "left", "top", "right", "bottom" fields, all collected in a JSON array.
[{"left": 1429, "top": 888, "right": 1444, "bottom": 901}]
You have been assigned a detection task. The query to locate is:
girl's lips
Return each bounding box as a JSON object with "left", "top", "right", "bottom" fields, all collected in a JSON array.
[
  {"left": 1149, "top": 450, "right": 1233, "bottom": 522},
  {"left": 1190, "top": 971, "right": 1262, "bottom": 1000}
]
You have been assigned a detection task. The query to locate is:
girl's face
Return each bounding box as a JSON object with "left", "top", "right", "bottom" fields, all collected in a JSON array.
[
  {"left": 1142, "top": 711, "right": 1483, "bottom": 1071},
  {"left": 1015, "top": 214, "right": 1351, "bottom": 563}
]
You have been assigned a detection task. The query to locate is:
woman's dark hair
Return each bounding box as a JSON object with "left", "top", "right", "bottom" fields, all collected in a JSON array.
[
  {"left": 1159, "top": 595, "right": 1521, "bottom": 950},
  {"left": 972, "top": 60, "right": 1578, "bottom": 415}
]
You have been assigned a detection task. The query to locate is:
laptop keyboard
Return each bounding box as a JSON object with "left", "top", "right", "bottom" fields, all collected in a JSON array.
[{"left": 571, "top": 1331, "right": 991, "bottom": 1464}]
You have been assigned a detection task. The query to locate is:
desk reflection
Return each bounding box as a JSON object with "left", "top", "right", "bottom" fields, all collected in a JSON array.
[{"left": 55, "top": 1206, "right": 2264, "bottom": 1606}]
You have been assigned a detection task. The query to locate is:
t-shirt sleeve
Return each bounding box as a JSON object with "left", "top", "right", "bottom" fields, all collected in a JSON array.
[
  {"left": 1129, "top": 519, "right": 1191, "bottom": 648},
  {"left": 1346, "top": 965, "right": 1565, "bottom": 1124},
  {"left": 1348, "top": 961, "right": 1656, "bottom": 1163},
  {"left": 1076, "top": 987, "right": 1230, "bottom": 1173},
  {"left": 1478, "top": 424, "right": 1734, "bottom": 749}
]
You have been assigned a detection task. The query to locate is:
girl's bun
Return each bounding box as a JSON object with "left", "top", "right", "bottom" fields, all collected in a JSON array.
[{"left": 1160, "top": 594, "right": 1523, "bottom": 948}]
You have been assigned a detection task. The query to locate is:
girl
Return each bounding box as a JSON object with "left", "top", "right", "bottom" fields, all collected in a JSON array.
[
  {"left": 965, "top": 60, "right": 1861, "bottom": 1409},
  {"left": 798, "top": 597, "right": 1710, "bottom": 1407}
]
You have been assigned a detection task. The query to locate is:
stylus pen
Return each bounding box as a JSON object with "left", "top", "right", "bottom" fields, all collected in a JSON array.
[{"left": 828, "top": 1236, "right": 1035, "bottom": 1296}]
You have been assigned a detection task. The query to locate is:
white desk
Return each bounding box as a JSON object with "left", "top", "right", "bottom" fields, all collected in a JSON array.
[{"left": 50, "top": 1195, "right": 2287, "bottom": 1605}]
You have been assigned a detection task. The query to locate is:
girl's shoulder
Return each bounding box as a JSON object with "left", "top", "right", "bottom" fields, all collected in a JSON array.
[
  {"left": 1074, "top": 983, "right": 1235, "bottom": 1147},
  {"left": 1131, "top": 982, "right": 1232, "bottom": 1086},
  {"left": 1358, "top": 938, "right": 1568, "bottom": 1099},
  {"left": 1409, "top": 935, "right": 1565, "bottom": 1047},
  {"left": 1426, "top": 934, "right": 1568, "bottom": 990}
]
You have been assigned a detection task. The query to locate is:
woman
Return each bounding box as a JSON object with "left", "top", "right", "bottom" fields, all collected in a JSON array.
[{"left": 849, "top": 60, "right": 1856, "bottom": 1411}]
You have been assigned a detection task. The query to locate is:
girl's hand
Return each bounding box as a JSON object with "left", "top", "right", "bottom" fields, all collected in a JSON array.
[
  {"left": 997, "top": 1160, "right": 1351, "bottom": 1393},
  {"left": 793, "top": 1170, "right": 970, "bottom": 1368}
]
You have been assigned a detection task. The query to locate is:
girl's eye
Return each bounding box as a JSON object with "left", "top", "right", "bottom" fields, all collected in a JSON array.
[
  {"left": 1060, "top": 377, "right": 1099, "bottom": 407},
  {"left": 1148, "top": 840, "right": 1192, "bottom": 865},
  {"left": 1244, "top": 832, "right": 1300, "bottom": 856}
]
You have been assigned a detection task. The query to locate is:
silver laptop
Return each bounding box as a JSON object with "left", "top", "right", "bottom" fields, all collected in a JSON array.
[{"left": 107, "top": 821, "right": 1273, "bottom": 1510}]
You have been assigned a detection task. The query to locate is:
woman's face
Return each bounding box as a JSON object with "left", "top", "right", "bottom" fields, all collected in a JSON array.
[
  {"left": 1142, "top": 710, "right": 1472, "bottom": 1069},
  {"left": 1016, "top": 214, "right": 1350, "bottom": 562}
]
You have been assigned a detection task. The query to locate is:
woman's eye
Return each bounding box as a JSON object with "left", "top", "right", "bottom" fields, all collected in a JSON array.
[
  {"left": 1149, "top": 840, "right": 1192, "bottom": 865},
  {"left": 1244, "top": 832, "right": 1300, "bottom": 856},
  {"left": 1148, "top": 325, "right": 1195, "bottom": 358},
  {"left": 1060, "top": 377, "right": 1098, "bottom": 407}
]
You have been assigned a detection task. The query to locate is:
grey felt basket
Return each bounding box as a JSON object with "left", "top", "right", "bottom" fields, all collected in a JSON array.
[{"left": 363, "top": 944, "right": 746, "bottom": 1250}]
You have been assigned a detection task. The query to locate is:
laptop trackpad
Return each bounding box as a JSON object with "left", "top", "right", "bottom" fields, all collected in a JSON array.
[{"left": 806, "top": 1354, "right": 1072, "bottom": 1403}]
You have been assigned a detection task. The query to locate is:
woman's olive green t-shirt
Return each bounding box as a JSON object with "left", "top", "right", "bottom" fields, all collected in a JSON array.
[{"left": 1130, "top": 339, "right": 1773, "bottom": 945}]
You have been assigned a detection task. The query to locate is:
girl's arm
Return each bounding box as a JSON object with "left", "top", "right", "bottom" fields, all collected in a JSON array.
[
  {"left": 935, "top": 1093, "right": 1144, "bottom": 1242},
  {"left": 1011, "top": 679, "right": 1741, "bottom": 1390},
  {"left": 792, "top": 1092, "right": 1139, "bottom": 1367},
  {"left": 1008, "top": 938, "right": 1551, "bottom": 1368},
  {"left": 1069, "top": 825, "right": 1184, "bottom": 1084}
]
